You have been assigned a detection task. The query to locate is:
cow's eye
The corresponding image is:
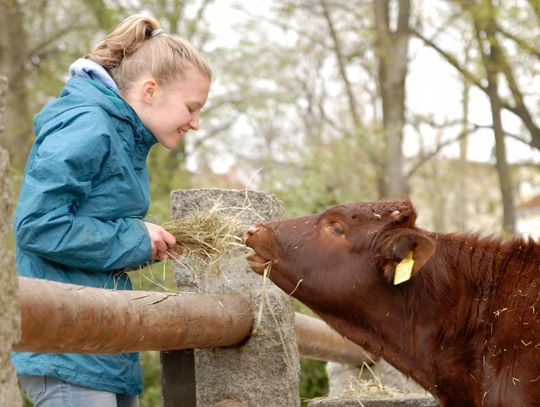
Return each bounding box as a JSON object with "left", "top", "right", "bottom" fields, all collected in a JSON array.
[{"left": 330, "top": 222, "right": 344, "bottom": 236}]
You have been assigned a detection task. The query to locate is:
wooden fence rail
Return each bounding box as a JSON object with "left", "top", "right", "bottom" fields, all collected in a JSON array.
[
  {"left": 13, "top": 276, "right": 369, "bottom": 367},
  {"left": 13, "top": 277, "right": 252, "bottom": 353},
  {"left": 295, "top": 313, "right": 370, "bottom": 366}
]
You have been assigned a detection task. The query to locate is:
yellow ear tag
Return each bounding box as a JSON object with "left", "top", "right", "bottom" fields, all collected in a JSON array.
[{"left": 394, "top": 251, "right": 415, "bottom": 285}]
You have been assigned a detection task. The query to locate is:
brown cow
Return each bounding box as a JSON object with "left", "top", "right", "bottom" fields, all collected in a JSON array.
[{"left": 244, "top": 199, "right": 540, "bottom": 407}]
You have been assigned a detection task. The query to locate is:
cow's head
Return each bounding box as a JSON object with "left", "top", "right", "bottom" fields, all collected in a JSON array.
[{"left": 244, "top": 200, "right": 436, "bottom": 315}]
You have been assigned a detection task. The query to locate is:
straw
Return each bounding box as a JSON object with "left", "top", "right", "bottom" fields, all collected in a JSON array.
[{"left": 162, "top": 202, "right": 248, "bottom": 272}]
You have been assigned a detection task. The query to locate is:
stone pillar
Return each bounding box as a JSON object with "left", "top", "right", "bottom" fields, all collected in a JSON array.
[
  {"left": 171, "top": 189, "right": 300, "bottom": 407},
  {"left": 0, "top": 76, "right": 22, "bottom": 407}
]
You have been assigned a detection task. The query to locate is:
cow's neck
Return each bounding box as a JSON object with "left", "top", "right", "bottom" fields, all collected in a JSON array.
[
  {"left": 311, "top": 233, "right": 532, "bottom": 403},
  {"left": 316, "top": 299, "right": 479, "bottom": 404},
  {"left": 313, "top": 296, "right": 443, "bottom": 398}
]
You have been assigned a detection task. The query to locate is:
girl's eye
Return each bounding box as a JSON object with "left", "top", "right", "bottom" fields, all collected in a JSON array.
[{"left": 331, "top": 222, "right": 344, "bottom": 236}]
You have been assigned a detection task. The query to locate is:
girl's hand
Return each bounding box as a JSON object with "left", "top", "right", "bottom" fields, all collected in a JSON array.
[{"left": 144, "top": 222, "right": 177, "bottom": 261}]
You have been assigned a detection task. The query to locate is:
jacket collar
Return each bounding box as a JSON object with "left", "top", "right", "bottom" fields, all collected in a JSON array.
[{"left": 68, "top": 59, "right": 158, "bottom": 150}]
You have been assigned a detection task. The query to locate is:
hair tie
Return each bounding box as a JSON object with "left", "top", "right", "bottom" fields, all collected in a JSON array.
[{"left": 151, "top": 29, "right": 164, "bottom": 37}]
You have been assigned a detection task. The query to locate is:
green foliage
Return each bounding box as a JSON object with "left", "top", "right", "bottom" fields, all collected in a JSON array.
[
  {"left": 300, "top": 358, "right": 328, "bottom": 407},
  {"left": 294, "top": 301, "right": 329, "bottom": 405},
  {"left": 140, "top": 351, "right": 163, "bottom": 407}
]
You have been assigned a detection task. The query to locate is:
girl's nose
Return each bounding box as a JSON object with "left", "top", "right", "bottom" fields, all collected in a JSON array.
[{"left": 190, "top": 113, "right": 200, "bottom": 130}]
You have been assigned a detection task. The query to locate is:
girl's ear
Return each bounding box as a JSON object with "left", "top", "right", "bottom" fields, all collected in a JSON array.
[
  {"left": 141, "top": 79, "right": 158, "bottom": 104},
  {"left": 379, "top": 229, "right": 436, "bottom": 284}
]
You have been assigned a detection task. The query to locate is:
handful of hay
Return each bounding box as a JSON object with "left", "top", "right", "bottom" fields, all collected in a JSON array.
[{"left": 161, "top": 204, "right": 248, "bottom": 266}]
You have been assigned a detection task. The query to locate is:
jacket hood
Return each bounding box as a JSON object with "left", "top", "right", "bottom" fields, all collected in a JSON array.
[
  {"left": 34, "top": 76, "right": 157, "bottom": 148},
  {"left": 69, "top": 58, "right": 120, "bottom": 94}
]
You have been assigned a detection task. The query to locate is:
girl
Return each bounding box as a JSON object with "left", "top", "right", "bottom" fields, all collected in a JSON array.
[{"left": 13, "top": 15, "right": 211, "bottom": 406}]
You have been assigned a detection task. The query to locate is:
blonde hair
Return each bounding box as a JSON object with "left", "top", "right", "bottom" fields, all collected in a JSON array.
[{"left": 88, "top": 15, "right": 211, "bottom": 92}]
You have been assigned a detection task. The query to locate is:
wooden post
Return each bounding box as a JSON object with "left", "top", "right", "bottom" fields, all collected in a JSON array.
[
  {"left": 161, "top": 350, "right": 196, "bottom": 407},
  {"left": 0, "top": 76, "right": 22, "bottom": 407}
]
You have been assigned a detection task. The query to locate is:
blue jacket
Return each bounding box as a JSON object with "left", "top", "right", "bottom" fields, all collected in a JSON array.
[{"left": 12, "top": 73, "right": 157, "bottom": 395}]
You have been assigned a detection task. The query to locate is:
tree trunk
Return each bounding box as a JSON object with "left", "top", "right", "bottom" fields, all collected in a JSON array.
[
  {"left": 456, "top": 48, "right": 471, "bottom": 232},
  {"left": 0, "top": 0, "right": 32, "bottom": 166},
  {"left": 373, "top": 0, "right": 411, "bottom": 198},
  {"left": 320, "top": 0, "right": 362, "bottom": 131},
  {"left": 0, "top": 76, "right": 22, "bottom": 407},
  {"left": 472, "top": 1, "right": 516, "bottom": 236}
]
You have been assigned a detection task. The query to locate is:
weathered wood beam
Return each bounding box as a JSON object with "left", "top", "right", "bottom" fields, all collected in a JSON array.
[
  {"left": 295, "top": 312, "right": 372, "bottom": 366},
  {"left": 14, "top": 277, "right": 370, "bottom": 367},
  {"left": 13, "top": 277, "right": 253, "bottom": 353}
]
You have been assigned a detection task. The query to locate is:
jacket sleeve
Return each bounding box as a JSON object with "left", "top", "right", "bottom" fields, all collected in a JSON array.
[{"left": 15, "top": 108, "right": 152, "bottom": 272}]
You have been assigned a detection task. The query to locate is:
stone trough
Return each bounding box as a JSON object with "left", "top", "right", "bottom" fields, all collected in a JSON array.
[{"left": 308, "top": 395, "right": 438, "bottom": 407}]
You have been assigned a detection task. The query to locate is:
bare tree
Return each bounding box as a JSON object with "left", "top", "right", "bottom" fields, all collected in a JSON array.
[
  {"left": 373, "top": 0, "right": 411, "bottom": 198},
  {"left": 413, "top": 1, "right": 540, "bottom": 153},
  {"left": 467, "top": 0, "right": 515, "bottom": 235}
]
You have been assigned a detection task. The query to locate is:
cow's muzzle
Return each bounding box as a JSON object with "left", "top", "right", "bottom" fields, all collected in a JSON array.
[{"left": 243, "top": 225, "right": 274, "bottom": 275}]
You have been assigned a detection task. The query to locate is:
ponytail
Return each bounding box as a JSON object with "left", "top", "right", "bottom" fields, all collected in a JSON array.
[
  {"left": 87, "top": 14, "right": 211, "bottom": 92},
  {"left": 88, "top": 15, "right": 160, "bottom": 71}
]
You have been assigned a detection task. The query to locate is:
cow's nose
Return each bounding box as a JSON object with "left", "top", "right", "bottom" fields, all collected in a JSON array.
[{"left": 244, "top": 226, "right": 260, "bottom": 242}]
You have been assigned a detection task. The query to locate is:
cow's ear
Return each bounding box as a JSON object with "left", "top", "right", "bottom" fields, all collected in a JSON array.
[{"left": 380, "top": 230, "right": 436, "bottom": 284}]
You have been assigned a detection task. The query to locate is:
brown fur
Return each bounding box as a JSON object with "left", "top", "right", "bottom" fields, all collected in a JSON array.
[{"left": 244, "top": 200, "right": 540, "bottom": 407}]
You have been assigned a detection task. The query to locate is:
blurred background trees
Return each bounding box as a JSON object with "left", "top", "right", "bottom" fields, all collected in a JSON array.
[{"left": 3, "top": 0, "right": 540, "bottom": 405}]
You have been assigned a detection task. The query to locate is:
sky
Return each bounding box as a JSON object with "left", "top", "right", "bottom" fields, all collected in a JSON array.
[
  {"left": 201, "top": 0, "right": 540, "bottom": 172},
  {"left": 406, "top": 36, "right": 540, "bottom": 164}
]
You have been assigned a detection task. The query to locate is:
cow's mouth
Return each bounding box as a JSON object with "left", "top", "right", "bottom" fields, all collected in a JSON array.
[
  {"left": 244, "top": 225, "right": 278, "bottom": 275},
  {"left": 245, "top": 250, "right": 273, "bottom": 275}
]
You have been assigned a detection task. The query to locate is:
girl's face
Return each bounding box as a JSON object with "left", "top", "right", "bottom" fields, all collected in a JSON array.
[{"left": 127, "top": 68, "right": 210, "bottom": 150}]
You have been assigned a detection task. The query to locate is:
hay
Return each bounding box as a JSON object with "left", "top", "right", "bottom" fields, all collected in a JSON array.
[
  {"left": 161, "top": 202, "right": 250, "bottom": 273},
  {"left": 127, "top": 197, "right": 260, "bottom": 291},
  {"left": 339, "top": 379, "right": 399, "bottom": 399},
  {"left": 309, "top": 379, "right": 405, "bottom": 406},
  {"left": 308, "top": 363, "right": 421, "bottom": 407}
]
